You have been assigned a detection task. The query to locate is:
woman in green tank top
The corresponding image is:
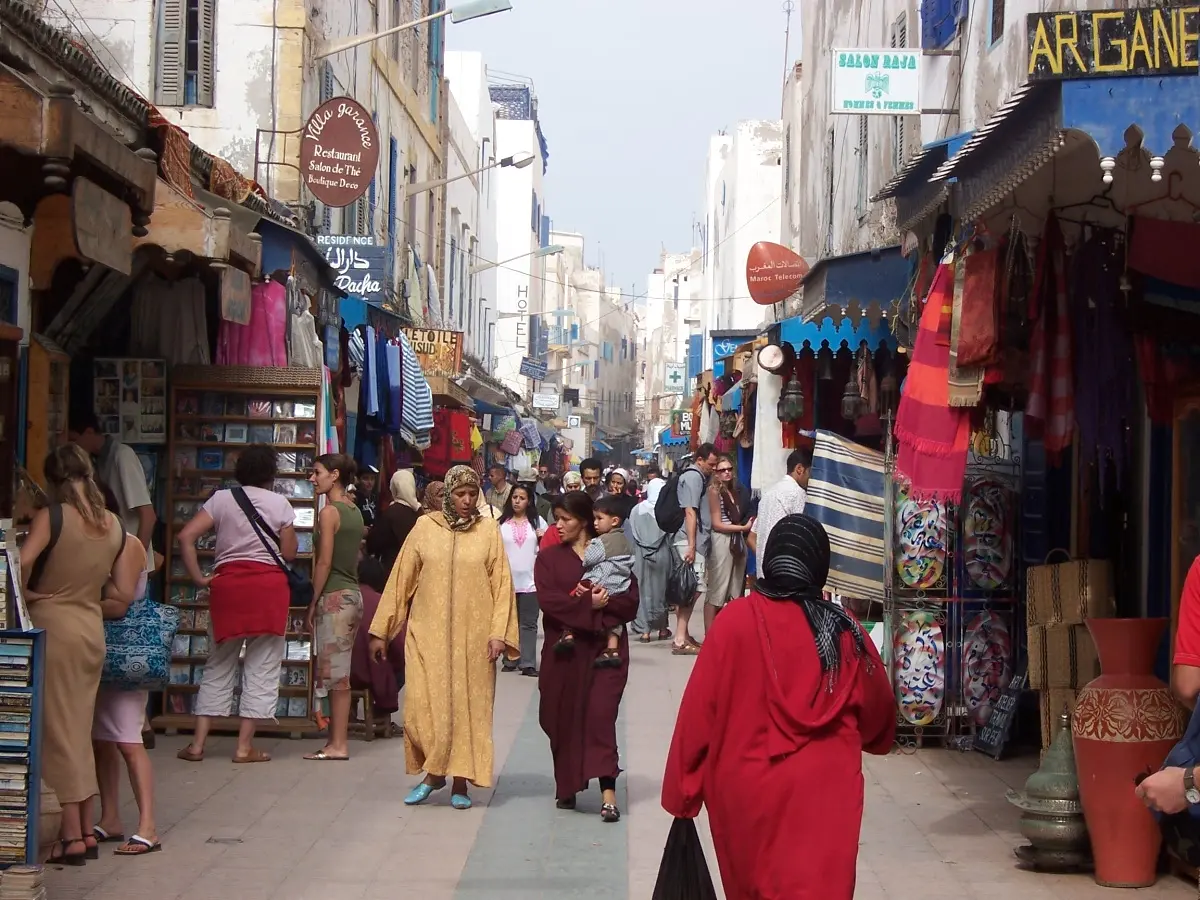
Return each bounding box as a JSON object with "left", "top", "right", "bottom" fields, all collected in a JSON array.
[{"left": 306, "top": 453, "right": 365, "bottom": 760}]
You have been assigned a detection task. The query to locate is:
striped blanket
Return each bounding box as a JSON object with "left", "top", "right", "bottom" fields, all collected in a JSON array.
[{"left": 805, "top": 430, "right": 887, "bottom": 601}]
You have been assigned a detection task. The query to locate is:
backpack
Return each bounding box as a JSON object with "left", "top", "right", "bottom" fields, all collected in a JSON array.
[{"left": 654, "top": 466, "right": 699, "bottom": 535}]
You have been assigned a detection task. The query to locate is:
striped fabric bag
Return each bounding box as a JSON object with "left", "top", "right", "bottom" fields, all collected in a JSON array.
[
  {"left": 805, "top": 430, "right": 887, "bottom": 601},
  {"left": 396, "top": 331, "right": 434, "bottom": 448}
]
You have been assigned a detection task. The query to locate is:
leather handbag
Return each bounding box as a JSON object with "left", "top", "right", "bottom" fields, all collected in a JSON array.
[{"left": 102, "top": 597, "right": 179, "bottom": 690}]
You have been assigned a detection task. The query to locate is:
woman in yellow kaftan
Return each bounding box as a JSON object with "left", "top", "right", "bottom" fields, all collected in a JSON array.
[{"left": 368, "top": 466, "right": 519, "bottom": 810}]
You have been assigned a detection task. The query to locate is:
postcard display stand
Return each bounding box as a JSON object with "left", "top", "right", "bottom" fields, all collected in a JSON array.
[{"left": 154, "top": 366, "right": 321, "bottom": 738}]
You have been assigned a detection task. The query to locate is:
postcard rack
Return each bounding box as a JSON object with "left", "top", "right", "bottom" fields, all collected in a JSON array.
[{"left": 153, "top": 366, "right": 321, "bottom": 738}]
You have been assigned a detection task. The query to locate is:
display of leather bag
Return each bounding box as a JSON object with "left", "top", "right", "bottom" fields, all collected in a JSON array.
[{"left": 956, "top": 246, "right": 1001, "bottom": 367}]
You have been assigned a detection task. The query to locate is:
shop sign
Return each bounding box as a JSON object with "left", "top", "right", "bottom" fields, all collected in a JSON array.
[
  {"left": 401, "top": 327, "right": 463, "bottom": 377},
  {"left": 670, "top": 409, "right": 693, "bottom": 440},
  {"left": 567, "top": 414, "right": 581, "bottom": 428},
  {"left": 664, "top": 362, "right": 686, "bottom": 392},
  {"left": 72, "top": 177, "right": 132, "bottom": 275},
  {"left": 300, "top": 97, "right": 381, "bottom": 207},
  {"left": 219, "top": 266, "right": 252, "bottom": 324},
  {"left": 831, "top": 49, "right": 921, "bottom": 115},
  {"left": 746, "top": 242, "right": 810, "bottom": 305},
  {"left": 519, "top": 356, "right": 548, "bottom": 380},
  {"left": 1027, "top": 8, "right": 1200, "bottom": 81},
  {"left": 315, "top": 234, "right": 387, "bottom": 304},
  {"left": 533, "top": 391, "right": 559, "bottom": 411}
]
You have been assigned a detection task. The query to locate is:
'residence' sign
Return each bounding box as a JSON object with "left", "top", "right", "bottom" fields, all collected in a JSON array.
[{"left": 300, "top": 97, "right": 380, "bottom": 207}]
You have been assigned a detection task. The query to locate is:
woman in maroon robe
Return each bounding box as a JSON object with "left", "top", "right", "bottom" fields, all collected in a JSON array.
[
  {"left": 662, "top": 514, "right": 895, "bottom": 899},
  {"left": 535, "top": 490, "right": 639, "bottom": 823}
]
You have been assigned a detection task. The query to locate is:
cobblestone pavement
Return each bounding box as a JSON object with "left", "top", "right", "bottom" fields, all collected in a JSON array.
[{"left": 45, "top": 635, "right": 1193, "bottom": 899}]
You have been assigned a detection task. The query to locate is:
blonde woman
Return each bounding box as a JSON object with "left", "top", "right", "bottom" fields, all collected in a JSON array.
[{"left": 20, "top": 445, "right": 134, "bottom": 864}]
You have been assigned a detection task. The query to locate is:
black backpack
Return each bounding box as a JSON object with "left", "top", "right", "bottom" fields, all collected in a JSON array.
[{"left": 654, "top": 466, "right": 698, "bottom": 535}]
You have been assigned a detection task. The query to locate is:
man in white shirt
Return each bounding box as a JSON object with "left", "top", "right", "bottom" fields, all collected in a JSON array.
[
  {"left": 748, "top": 447, "right": 812, "bottom": 576},
  {"left": 69, "top": 411, "right": 156, "bottom": 554}
]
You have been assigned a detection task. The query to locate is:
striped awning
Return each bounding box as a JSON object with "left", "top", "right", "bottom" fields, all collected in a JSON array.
[{"left": 805, "top": 430, "right": 886, "bottom": 601}]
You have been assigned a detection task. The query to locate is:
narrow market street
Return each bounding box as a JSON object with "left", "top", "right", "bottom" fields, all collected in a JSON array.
[{"left": 45, "top": 636, "right": 1193, "bottom": 900}]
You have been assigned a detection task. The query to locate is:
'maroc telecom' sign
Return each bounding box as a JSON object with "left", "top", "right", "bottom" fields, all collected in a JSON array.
[
  {"left": 745, "top": 242, "right": 810, "bottom": 306},
  {"left": 1027, "top": 8, "right": 1200, "bottom": 80},
  {"left": 300, "top": 97, "right": 381, "bottom": 207}
]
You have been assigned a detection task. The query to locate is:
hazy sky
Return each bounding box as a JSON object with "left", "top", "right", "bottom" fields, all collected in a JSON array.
[{"left": 448, "top": 0, "right": 794, "bottom": 295}]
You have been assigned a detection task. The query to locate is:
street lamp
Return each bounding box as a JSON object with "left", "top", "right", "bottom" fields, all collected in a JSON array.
[
  {"left": 472, "top": 244, "right": 563, "bottom": 276},
  {"left": 315, "top": 0, "right": 513, "bottom": 60},
  {"left": 406, "top": 152, "right": 534, "bottom": 199}
]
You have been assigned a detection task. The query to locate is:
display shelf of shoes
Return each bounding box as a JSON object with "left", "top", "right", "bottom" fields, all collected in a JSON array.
[{"left": 152, "top": 368, "right": 322, "bottom": 739}]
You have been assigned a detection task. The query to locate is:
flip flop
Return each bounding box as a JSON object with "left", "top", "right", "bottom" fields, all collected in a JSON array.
[
  {"left": 304, "top": 749, "right": 349, "bottom": 761},
  {"left": 671, "top": 644, "right": 700, "bottom": 656},
  {"left": 232, "top": 748, "right": 271, "bottom": 763},
  {"left": 113, "top": 834, "right": 162, "bottom": 856},
  {"left": 93, "top": 827, "right": 125, "bottom": 843},
  {"left": 176, "top": 747, "right": 204, "bottom": 762}
]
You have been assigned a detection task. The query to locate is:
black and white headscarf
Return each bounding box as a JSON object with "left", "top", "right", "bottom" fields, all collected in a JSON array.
[{"left": 756, "top": 513, "right": 867, "bottom": 678}]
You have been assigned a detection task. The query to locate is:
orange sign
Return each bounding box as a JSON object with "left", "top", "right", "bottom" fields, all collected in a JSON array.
[
  {"left": 746, "top": 242, "right": 810, "bottom": 306},
  {"left": 402, "top": 328, "right": 463, "bottom": 377}
]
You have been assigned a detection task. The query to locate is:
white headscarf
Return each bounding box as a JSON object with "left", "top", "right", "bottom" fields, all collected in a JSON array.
[
  {"left": 389, "top": 469, "right": 420, "bottom": 511},
  {"left": 644, "top": 477, "right": 665, "bottom": 505}
]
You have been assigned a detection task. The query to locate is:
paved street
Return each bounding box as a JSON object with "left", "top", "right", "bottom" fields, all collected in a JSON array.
[{"left": 46, "top": 637, "right": 1193, "bottom": 900}]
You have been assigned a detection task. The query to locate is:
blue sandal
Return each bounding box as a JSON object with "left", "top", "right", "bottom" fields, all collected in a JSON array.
[
  {"left": 451, "top": 793, "right": 472, "bottom": 810},
  {"left": 404, "top": 781, "right": 445, "bottom": 806}
]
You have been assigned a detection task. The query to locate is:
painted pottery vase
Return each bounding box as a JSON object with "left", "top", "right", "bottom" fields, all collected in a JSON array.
[{"left": 1072, "top": 618, "right": 1184, "bottom": 888}]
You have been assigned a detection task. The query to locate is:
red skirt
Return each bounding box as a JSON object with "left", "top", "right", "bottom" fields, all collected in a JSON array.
[{"left": 209, "top": 561, "right": 289, "bottom": 643}]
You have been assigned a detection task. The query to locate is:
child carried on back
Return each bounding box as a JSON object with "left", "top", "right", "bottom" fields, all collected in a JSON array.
[{"left": 554, "top": 495, "right": 633, "bottom": 669}]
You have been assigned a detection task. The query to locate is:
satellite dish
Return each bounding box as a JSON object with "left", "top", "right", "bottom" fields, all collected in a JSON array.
[{"left": 746, "top": 242, "right": 810, "bottom": 306}]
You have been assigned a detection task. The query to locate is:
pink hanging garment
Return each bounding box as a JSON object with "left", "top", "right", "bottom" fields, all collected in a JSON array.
[{"left": 217, "top": 280, "right": 288, "bottom": 366}]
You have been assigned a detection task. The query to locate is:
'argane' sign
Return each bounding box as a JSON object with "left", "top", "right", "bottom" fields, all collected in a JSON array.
[
  {"left": 300, "top": 97, "right": 380, "bottom": 208},
  {"left": 1027, "top": 8, "right": 1200, "bottom": 81}
]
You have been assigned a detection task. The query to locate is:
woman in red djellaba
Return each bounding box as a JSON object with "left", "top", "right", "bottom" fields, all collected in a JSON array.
[
  {"left": 662, "top": 514, "right": 895, "bottom": 898},
  {"left": 536, "top": 490, "right": 639, "bottom": 823}
]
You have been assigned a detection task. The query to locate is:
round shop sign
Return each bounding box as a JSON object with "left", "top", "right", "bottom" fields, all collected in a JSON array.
[{"left": 300, "top": 96, "right": 380, "bottom": 208}]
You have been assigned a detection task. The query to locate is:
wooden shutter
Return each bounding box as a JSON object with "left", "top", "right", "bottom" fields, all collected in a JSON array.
[
  {"left": 320, "top": 62, "right": 335, "bottom": 103},
  {"left": 155, "top": 0, "right": 186, "bottom": 106},
  {"left": 198, "top": 0, "right": 216, "bottom": 107}
]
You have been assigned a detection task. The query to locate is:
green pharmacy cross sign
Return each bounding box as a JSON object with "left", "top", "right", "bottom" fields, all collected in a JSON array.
[{"left": 832, "top": 49, "right": 921, "bottom": 116}]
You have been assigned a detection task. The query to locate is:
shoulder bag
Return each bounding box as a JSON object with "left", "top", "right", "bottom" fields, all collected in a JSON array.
[
  {"left": 230, "top": 487, "right": 314, "bottom": 608},
  {"left": 100, "top": 523, "right": 177, "bottom": 690}
]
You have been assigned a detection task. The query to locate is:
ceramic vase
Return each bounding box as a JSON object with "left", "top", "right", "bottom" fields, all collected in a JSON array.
[{"left": 1072, "top": 617, "right": 1184, "bottom": 888}]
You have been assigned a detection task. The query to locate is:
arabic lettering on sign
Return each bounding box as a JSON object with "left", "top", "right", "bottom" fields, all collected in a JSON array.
[{"left": 315, "top": 235, "right": 387, "bottom": 303}]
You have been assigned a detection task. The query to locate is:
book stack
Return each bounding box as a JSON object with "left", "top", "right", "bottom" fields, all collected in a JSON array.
[
  {"left": 0, "top": 552, "right": 9, "bottom": 632},
  {"left": 0, "top": 865, "right": 45, "bottom": 900},
  {"left": 0, "top": 636, "right": 35, "bottom": 865}
]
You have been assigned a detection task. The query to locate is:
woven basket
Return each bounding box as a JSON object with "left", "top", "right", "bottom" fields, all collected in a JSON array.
[
  {"left": 1026, "top": 551, "right": 1115, "bottom": 627},
  {"left": 172, "top": 365, "right": 322, "bottom": 391}
]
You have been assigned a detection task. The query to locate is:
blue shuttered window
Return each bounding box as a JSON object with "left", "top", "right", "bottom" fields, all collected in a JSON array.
[
  {"left": 367, "top": 112, "right": 378, "bottom": 236},
  {"left": 428, "top": 0, "right": 443, "bottom": 122},
  {"left": 921, "top": 0, "right": 966, "bottom": 50},
  {"left": 686, "top": 334, "right": 703, "bottom": 385},
  {"left": 569, "top": 323, "right": 579, "bottom": 342}
]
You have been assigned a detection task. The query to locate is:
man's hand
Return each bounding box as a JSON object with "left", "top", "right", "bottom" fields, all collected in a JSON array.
[
  {"left": 368, "top": 636, "right": 387, "bottom": 663},
  {"left": 1137, "top": 767, "right": 1189, "bottom": 815}
]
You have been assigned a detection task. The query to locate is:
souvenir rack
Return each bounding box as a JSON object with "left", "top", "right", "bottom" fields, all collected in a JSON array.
[
  {"left": 153, "top": 366, "right": 321, "bottom": 738},
  {"left": 885, "top": 412, "right": 1024, "bottom": 750}
]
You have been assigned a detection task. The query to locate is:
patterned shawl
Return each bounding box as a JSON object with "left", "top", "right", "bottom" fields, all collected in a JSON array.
[{"left": 443, "top": 466, "right": 482, "bottom": 531}]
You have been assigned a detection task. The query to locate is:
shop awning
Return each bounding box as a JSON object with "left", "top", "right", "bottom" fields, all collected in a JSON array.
[
  {"left": 799, "top": 246, "right": 910, "bottom": 329},
  {"left": 593, "top": 439, "right": 613, "bottom": 453},
  {"left": 872, "top": 132, "right": 972, "bottom": 233},
  {"left": 659, "top": 426, "right": 688, "bottom": 448}
]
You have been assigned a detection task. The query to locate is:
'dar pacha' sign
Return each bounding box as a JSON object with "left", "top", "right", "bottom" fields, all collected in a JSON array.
[
  {"left": 1027, "top": 7, "right": 1200, "bottom": 81},
  {"left": 315, "top": 234, "right": 387, "bottom": 305}
]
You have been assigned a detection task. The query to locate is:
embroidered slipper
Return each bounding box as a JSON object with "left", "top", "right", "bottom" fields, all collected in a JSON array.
[
  {"left": 232, "top": 748, "right": 271, "bottom": 763},
  {"left": 113, "top": 835, "right": 161, "bottom": 856},
  {"left": 93, "top": 826, "right": 125, "bottom": 843},
  {"left": 304, "top": 749, "right": 349, "bottom": 761}
]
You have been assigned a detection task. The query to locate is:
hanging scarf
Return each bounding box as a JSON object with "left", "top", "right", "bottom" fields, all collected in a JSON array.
[
  {"left": 756, "top": 514, "right": 866, "bottom": 679},
  {"left": 1026, "top": 215, "right": 1075, "bottom": 463},
  {"left": 443, "top": 465, "right": 482, "bottom": 531},
  {"left": 894, "top": 261, "right": 971, "bottom": 501}
]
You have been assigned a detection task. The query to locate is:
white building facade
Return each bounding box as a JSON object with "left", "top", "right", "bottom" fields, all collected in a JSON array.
[
  {"left": 640, "top": 250, "right": 702, "bottom": 448},
  {"left": 62, "top": 0, "right": 448, "bottom": 314},
  {"left": 444, "top": 51, "right": 498, "bottom": 369},
  {"left": 490, "top": 83, "right": 548, "bottom": 394}
]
